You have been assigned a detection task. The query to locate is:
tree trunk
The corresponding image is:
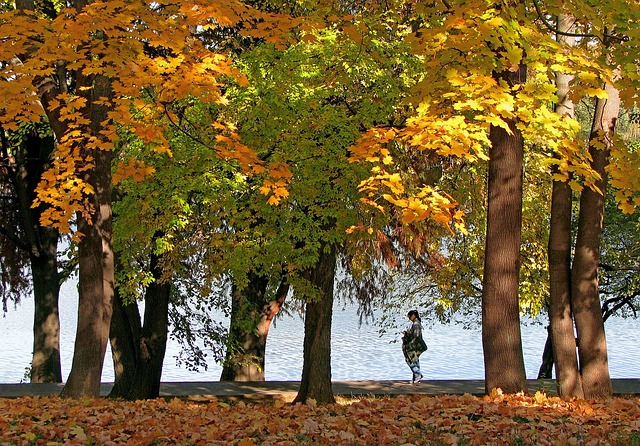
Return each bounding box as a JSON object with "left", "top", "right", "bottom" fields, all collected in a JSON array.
[
  {"left": 61, "top": 148, "right": 114, "bottom": 397},
  {"left": 121, "top": 254, "right": 170, "bottom": 400},
  {"left": 482, "top": 66, "right": 528, "bottom": 395},
  {"left": 12, "top": 129, "right": 63, "bottom": 383},
  {"left": 571, "top": 81, "right": 620, "bottom": 399},
  {"left": 547, "top": 14, "right": 584, "bottom": 399},
  {"left": 108, "top": 287, "right": 141, "bottom": 397},
  {"left": 294, "top": 244, "right": 337, "bottom": 405},
  {"left": 221, "top": 275, "right": 289, "bottom": 381},
  {"left": 537, "top": 325, "right": 554, "bottom": 380},
  {"left": 548, "top": 172, "right": 583, "bottom": 398},
  {"left": 61, "top": 75, "right": 114, "bottom": 398},
  {"left": 109, "top": 251, "right": 171, "bottom": 400},
  {"left": 29, "top": 231, "right": 62, "bottom": 383}
]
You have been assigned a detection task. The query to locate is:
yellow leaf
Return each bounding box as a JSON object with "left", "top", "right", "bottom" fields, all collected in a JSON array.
[
  {"left": 568, "top": 180, "right": 583, "bottom": 192},
  {"left": 478, "top": 115, "right": 509, "bottom": 133},
  {"left": 583, "top": 87, "right": 609, "bottom": 99},
  {"left": 619, "top": 201, "right": 635, "bottom": 214},
  {"left": 382, "top": 194, "right": 407, "bottom": 207},
  {"left": 534, "top": 391, "right": 548, "bottom": 405},
  {"left": 21, "top": 433, "right": 37, "bottom": 442}
]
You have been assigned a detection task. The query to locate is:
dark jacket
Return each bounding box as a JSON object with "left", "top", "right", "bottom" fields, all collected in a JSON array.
[{"left": 402, "top": 319, "right": 427, "bottom": 362}]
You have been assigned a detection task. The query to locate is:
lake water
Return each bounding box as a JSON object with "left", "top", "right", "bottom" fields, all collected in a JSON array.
[{"left": 1, "top": 279, "right": 638, "bottom": 383}]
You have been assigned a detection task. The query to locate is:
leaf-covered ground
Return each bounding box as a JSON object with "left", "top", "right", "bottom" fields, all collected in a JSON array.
[{"left": 1, "top": 391, "right": 639, "bottom": 445}]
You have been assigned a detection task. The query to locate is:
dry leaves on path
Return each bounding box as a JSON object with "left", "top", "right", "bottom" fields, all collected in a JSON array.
[{"left": 1, "top": 392, "right": 639, "bottom": 445}]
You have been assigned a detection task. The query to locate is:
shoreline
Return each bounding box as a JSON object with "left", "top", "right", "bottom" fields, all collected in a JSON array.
[{"left": 2, "top": 379, "right": 639, "bottom": 398}]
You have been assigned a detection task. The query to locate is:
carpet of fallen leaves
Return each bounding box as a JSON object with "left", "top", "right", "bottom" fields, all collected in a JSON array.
[{"left": 1, "top": 390, "right": 640, "bottom": 445}]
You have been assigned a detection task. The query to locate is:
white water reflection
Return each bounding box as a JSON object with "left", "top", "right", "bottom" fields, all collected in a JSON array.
[{"left": 1, "top": 279, "right": 638, "bottom": 383}]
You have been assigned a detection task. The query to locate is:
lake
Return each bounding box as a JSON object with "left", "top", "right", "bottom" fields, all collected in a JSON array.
[{"left": 1, "top": 279, "right": 638, "bottom": 383}]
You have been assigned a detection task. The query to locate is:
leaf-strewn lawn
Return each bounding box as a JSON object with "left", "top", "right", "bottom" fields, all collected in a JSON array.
[{"left": 1, "top": 392, "right": 639, "bottom": 445}]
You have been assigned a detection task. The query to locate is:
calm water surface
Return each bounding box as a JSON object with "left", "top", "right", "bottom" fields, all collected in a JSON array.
[{"left": 1, "top": 280, "right": 638, "bottom": 383}]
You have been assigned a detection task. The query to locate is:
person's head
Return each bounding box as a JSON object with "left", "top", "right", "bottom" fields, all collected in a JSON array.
[{"left": 407, "top": 310, "right": 420, "bottom": 321}]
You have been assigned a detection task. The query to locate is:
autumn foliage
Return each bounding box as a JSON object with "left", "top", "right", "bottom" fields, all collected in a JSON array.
[
  {"left": 1, "top": 393, "right": 640, "bottom": 445},
  {"left": 0, "top": 1, "right": 298, "bottom": 233}
]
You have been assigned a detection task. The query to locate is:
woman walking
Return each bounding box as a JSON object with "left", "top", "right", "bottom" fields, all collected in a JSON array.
[{"left": 402, "top": 310, "right": 428, "bottom": 384}]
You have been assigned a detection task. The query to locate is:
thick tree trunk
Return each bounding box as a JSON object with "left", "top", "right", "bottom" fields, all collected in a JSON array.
[
  {"left": 15, "top": 0, "right": 35, "bottom": 10},
  {"left": 61, "top": 75, "right": 114, "bottom": 398},
  {"left": 12, "top": 130, "right": 63, "bottom": 383},
  {"left": 221, "top": 273, "right": 268, "bottom": 381},
  {"left": 547, "top": 14, "right": 584, "bottom": 398},
  {"left": 29, "top": 231, "right": 62, "bottom": 383},
  {"left": 482, "top": 66, "right": 528, "bottom": 395},
  {"left": 109, "top": 251, "right": 171, "bottom": 400},
  {"left": 221, "top": 275, "right": 288, "bottom": 382},
  {"left": 61, "top": 147, "right": 114, "bottom": 398},
  {"left": 294, "top": 244, "right": 337, "bottom": 405},
  {"left": 571, "top": 81, "right": 620, "bottom": 399}
]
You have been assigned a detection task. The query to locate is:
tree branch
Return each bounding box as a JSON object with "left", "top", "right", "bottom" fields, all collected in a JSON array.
[
  {"left": 0, "top": 224, "right": 30, "bottom": 252},
  {"left": 602, "top": 291, "right": 638, "bottom": 322},
  {"left": 600, "top": 262, "right": 640, "bottom": 272},
  {"left": 530, "top": 0, "right": 627, "bottom": 43}
]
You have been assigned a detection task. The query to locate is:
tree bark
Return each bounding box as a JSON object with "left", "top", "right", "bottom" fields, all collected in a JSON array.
[
  {"left": 61, "top": 150, "right": 113, "bottom": 397},
  {"left": 548, "top": 171, "right": 584, "bottom": 398},
  {"left": 109, "top": 249, "right": 171, "bottom": 400},
  {"left": 571, "top": 81, "right": 620, "bottom": 399},
  {"left": 221, "top": 275, "right": 288, "bottom": 381},
  {"left": 61, "top": 75, "right": 114, "bottom": 398},
  {"left": 29, "top": 231, "right": 62, "bottom": 383},
  {"left": 11, "top": 130, "right": 63, "bottom": 383},
  {"left": 108, "top": 286, "right": 141, "bottom": 397},
  {"left": 15, "top": 0, "right": 34, "bottom": 9},
  {"left": 547, "top": 14, "right": 584, "bottom": 399},
  {"left": 294, "top": 244, "right": 337, "bottom": 405},
  {"left": 482, "top": 66, "right": 528, "bottom": 395}
]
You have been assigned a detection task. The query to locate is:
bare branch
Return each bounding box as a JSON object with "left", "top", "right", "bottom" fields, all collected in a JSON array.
[
  {"left": 0, "top": 224, "right": 30, "bottom": 252},
  {"left": 600, "top": 262, "right": 640, "bottom": 272}
]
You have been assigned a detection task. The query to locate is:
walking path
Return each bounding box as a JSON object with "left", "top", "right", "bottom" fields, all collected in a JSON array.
[{"left": 1, "top": 379, "right": 638, "bottom": 399}]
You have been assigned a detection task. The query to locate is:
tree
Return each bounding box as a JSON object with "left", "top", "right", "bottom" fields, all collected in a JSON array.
[
  {"left": 347, "top": 0, "right": 638, "bottom": 396},
  {"left": 546, "top": 14, "right": 584, "bottom": 398},
  {"left": 61, "top": 71, "right": 115, "bottom": 399},
  {"left": 214, "top": 16, "right": 423, "bottom": 400},
  {"left": 481, "top": 64, "right": 529, "bottom": 395},
  {"left": 533, "top": 0, "right": 640, "bottom": 398},
  {"left": 108, "top": 248, "right": 170, "bottom": 400},
  {"left": 106, "top": 94, "right": 266, "bottom": 396},
  {"left": 293, "top": 242, "right": 337, "bottom": 404},
  {"left": 571, "top": 80, "right": 620, "bottom": 399},
  {"left": 0, "top": 122, "right": 63, "bottom": 383},
  {"left": 0, "top": 0, "right": 295, "bottom": 397},
  {"left": 220, "top": 274, "right": 289, "bottom": 381}
]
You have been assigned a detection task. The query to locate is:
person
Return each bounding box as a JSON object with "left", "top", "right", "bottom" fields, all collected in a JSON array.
[{"left": 402, "top": 310, "right": 428, "bottom": 384}]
